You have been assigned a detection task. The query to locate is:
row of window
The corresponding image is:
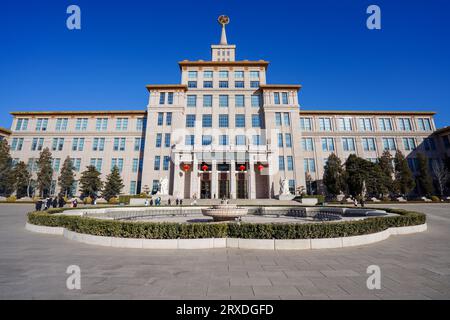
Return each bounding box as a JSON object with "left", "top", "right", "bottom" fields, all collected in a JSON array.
[
  {"left": 15, "top": 117, "right": 146, "bottom": 132},
  {"left": 184, "top": 134, "right": 264, "bottom": 146},
  {"left": 157, "top": 112, "right": 172, "bottom": 126},
  {"left": 10, "top": 137, "right": 144, "bottom": 152},
  {"left": 299, "top": 117, "right": 433, "bottom": 132},
  {"left": 187, "top": 70, "right": 260, "bottom": 79},
  {"left": 185, "top": 114, "right": 262, "bottom": 128},
  {"left": 185, "top": 94, "right": 261, "bottom": 108},
  {"left": 187, "top": 81, "right": 260, "bottom": 89}
]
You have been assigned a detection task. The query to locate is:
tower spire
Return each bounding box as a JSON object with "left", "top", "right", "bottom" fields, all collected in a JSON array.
[
  {"left": 218, "top": 15, "right": 230, "bottom": 45},
  {"left": 211, "top": 15, "right": 235, "bottom": 61}
]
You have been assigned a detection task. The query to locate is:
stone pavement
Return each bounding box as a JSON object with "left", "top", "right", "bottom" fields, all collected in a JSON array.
[{"left": 0, "top": 203, "right": 449, "bottom": 300}]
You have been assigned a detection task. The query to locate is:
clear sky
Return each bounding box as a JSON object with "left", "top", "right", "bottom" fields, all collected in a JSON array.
[{"left": 1, "top": 0, "right": 449, "bottom": 129}]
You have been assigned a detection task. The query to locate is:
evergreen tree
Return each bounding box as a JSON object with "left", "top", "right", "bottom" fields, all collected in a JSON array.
[
  {"left": 344, "top": 154, "right": 369, "bottom": 198},
  {"left": 36, "top": 147, "right": 53, "bottom": 197},
  {"left": 322, "top": 153, "right": 345, "bottom": 199},
  {"left": 58, "top": 156, "right": 75, "bottom": 197},
  {"left": 365, "top": 162, "right": 389, "bottom": 197},
  {"left": 393, "top": 151, "right": 416, "bottom": 197},
  {"left": 102, "top": 166, "right": 124, "bottom": 201},
  {"left": 378, "top": 150, "right": 395, "bottom": 196},
  {"left": 79, "top": 165, "right": 103, "bottom": 199},
  {"left": 13, "top": 161, "right": 31, "bottom": 199},
  {"left": 416, "top": 152, "right": 434, "bottom": 197},
  {"left": 0, "top": 140, "right": 15, "bottom": 196}
]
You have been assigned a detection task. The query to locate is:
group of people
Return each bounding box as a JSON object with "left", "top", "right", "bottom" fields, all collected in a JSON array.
[
  {"left": 143, "top": 197, "right": 184, "bottom": 206},
  {"left": 35, "top": 195, "right": 66, "bottom": 211}
]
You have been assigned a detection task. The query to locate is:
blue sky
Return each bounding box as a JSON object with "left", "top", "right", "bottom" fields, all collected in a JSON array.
[{"left": 0, "top": 0, "right": 449, "bottom": 128}]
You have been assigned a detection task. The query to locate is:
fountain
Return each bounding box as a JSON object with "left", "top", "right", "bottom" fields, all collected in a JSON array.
[{"left": 201, "top": 199, "right": 249, "bottom": 222}]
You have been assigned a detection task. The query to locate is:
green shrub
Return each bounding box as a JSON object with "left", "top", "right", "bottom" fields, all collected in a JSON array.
[
  {"left": 27, "top": 207, "right": 426, "bottom": 240},
  {"left": 6, "top": 195, "right": 17, "bottom": 202},
  {"left": 108, "top": 197, "right": 119, "bottom": 204},
  {"left": 431, "top": 196, "right": 440, "bottom": 202},
  {"left": 118, "top": 194, "right": 148, "bottom": 204},
  {"left": 83, "top": 196, "right": 92, "bottom": 205}
]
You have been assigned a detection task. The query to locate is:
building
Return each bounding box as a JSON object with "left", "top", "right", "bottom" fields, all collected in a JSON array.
[
  {"left": 0, "top": 127, "right": 11, "bottom": 141},
  {"left": 5, "top": 16, "right": 446, "bottom": 198}
]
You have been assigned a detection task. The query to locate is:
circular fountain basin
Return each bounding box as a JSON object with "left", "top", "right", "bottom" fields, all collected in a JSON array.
[{"left": 201, "top": 203, "right": 248, "bottom": 221}]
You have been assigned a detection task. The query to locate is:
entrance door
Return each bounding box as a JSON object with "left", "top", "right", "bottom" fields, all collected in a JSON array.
[
  {"left": 200, "top": 180, "right": 211, "bottom": 199},
  {"left": 236, "top": 173, "right": 247, "bottom": 199},
  {"left": 218, "top": 173, "right": 229, "bottom": 198}
]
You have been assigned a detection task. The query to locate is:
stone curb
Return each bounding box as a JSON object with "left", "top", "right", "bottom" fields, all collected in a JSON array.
[{"left": 25, "top": 222, "right": 427, "bottom": 250}]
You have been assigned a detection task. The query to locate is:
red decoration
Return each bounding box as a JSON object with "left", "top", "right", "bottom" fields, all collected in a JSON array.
[
  {"left": 257, "top": 164, "right": 264, "bottom": 172},
  {"left": 239, "top": 165, "right": 246, "bottom": 171},
  {"left": 201, "top": 164, "right": 209, "bottom": 171},
  {"left": 182, "top": 164, "right": 190, "bottom": 172}
]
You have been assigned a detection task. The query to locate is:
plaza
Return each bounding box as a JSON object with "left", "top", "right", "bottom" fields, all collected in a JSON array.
[{"left": 1, "top": 203, "right": 449, "bottom": 299}]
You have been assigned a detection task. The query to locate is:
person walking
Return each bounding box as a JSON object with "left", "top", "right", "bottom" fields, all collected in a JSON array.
[
  {"left": 168, "top": 198, "right": 171, "bottom": 206},
  {"left": 35, "top": 199, "right": 42, "bottom": 211},
  {"left": 52, "top": 197, "right": 58, "bottom": 208},
  {"left": 176, "top": 198, "right": 179, "bottom": 205},
  {"left": 58, "top": 196, "right": 65, "bottom": 208}
]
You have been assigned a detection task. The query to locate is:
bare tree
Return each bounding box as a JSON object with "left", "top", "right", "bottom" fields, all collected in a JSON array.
[{"left": 432, "top": 160, "right": 449, "bottom": 198}]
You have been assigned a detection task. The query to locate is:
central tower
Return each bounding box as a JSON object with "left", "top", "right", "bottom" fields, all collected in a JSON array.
[{"left": 211, "top": 15, "right": 236, "bottom": 61}]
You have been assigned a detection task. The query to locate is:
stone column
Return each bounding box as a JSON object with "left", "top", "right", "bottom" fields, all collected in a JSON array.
[
  {"left": 211, "top": 159, "right": 218, "bottom": 199},
  {"left": 249, "top": 156, "right": 256, "bottom": 199},
  {"left": 230, "top": 161, "right": 236, "bottom": 199},
  {"left": 190, "top": 156, "right": 199, "bottom": 199}
]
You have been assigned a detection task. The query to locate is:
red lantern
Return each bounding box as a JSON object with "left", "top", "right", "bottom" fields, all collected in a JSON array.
[
  {"left": 201, "top": 164, "right": 209, "bottom": 171},
  {"left": 239, "top": 165, "right": 246, "bottom": 171},
  {"left": 257, "top": 164, "right": 264, "bottom": 172},
  {"left": 182, "top": 164, "right": 190, "bottom": 172}
]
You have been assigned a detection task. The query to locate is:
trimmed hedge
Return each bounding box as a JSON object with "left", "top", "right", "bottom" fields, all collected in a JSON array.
[{"left": 27, "top": 207, "right": 426, "bottom": 240}]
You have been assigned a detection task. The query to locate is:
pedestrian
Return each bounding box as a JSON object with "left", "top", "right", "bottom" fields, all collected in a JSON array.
[
  {"left": 35, "top": 199, "right": 42, "bottom": 211},
  {"left": 52, "top": 197, "right": 58, "bottom": 208},
  {"left": 73, "top": 199, "right": 78, "bottom": 208},
  {"left": 353, "top": 197, "right": 358, "bottom": 207},
  {"left": 168, "top": 198, "right": 171, "bottom": 206},
  {"left": 58, "top": 196, "right": 65, "bottom": 208},
  {"left": 149, "top": 199, "right": 153, "bottom": 206},
  {"left": 180, "top": 199, "right": 183, "bottom": 206},
  {"left": 176, "top": 198, "right": 179, "bottom": 205},
  {"left": 144, "top": 199, "right": 149, "bottom": 206}
]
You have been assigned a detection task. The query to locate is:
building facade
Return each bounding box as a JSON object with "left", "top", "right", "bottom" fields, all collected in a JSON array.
[{"left": 5, "top": 17, "right": 446, "bottom": 198}]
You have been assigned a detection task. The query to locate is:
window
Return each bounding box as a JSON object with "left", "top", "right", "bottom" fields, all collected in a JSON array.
[
  {"left": 188, "top": 71, "right": 197, "bottom": 79},
  {"left": 27, "top": 158, "right": 37, "bottom": 172},
  {"left": 417, "top": 118, "right": 432, "bottom": 131},
  {"left": 55, "top": 118, "right": 68, "bottom": 131},
  {"left": 115, "top": 118, "right": 128, "bottom": 131},
  {"left": 35, "top": 118, "right": 49, "bottom": 131},
  {"left": 277, "top": 133, "right": 283, "bottom": 147},
  {"left": 72, "top": 138, "right": 85, "bottom": 151},
  {"left": 278, "top": 156, "right": 285, "bottom": 171},
  {"left": 187, "top": 95, "right": 197, "bottom": 107},
  {"left": 338, "top": 118, "right": 353, "bottom": 131},
  {"left": 234, "top": 81, "right": 244, "bottom": 88},
  {"left": 157, "top": 112, "right": 164, "bottom": 126},
  {"left": 203, "top": 71, "right": 213, "bottom": 78},
  {"left": 283, "top": 113, "right": 290, "bottom": 126},
  {"left": 75, "top": 118, "right": 88, "bottom": 131},
  {"left": 285, "top": 134, "right": 292, "bottom": 148},
  {"left": 203, "top": 81, "right": 213, "bottom": 88},
  {"left": 403, "top": 138, "right": 416, "bottom": 151},
  {"left": 152, "top": 180, "right": 159, "bottom": 192},
  {"left": 219, "top": 95, "right": 229, "bottom": 107},
  {"left": 250, "top": 81, "right": 259, "bottom": 88},
  {"left": 52, "top": 158, "right": 61, "bottom": 171},
  {"left": 235, "top": 135, "right": 246, "bottom": 146},
  {"left": 113, "top": 137, "right": 126, "bottom": 151},
  {"left": 134, "top": 138, "right": 142, "bottom": 151},
  {"left": 165, "top": 112, "right": 172, "bottom": 126},
  {"left": 251, "top": 94, "right": 260, "bottom": 107},
  {"left": 111, "top": 158, "right": 124, "bottom": 172},
  {"left": 15, "top": 118, "right": 29, "bottom": 131},
  {"left": 92, "top": 138, "right": 105, "bottom": 151},
  {"left": 274, "top": 93, "right": 280, "bottom": 104},
  {"left": 159, "top": 92, "right": 166, "bottom": 104},
  {"left": 71, "top": 158, "right": 81, "bottom": 172},
  {"left": 359, "top": 118, "right": 373, "bottom": 131},
  {"left": 219, "top": 114, "right": 229, "bottom": 128},
  {"left": 289, "top": 180, "right": 295, "bottom": 194},
  {"left": 31, "top": 138, "right": 44, "bottom": 151},
  {"left": 155, "top": 133, "right": 162, "bottom": 147},
  {"left": 282, "top": 92, "right": 289, "bottom": 104},
  {"left": 167, "top": 92, "right": 174, "bottom": 105},
  {"left": 235, "top": 95, "right": 245, "bottom": 107},
  {"left": 423, "top": 138, "right": 436, "bottom": 151},
  {"left": 96, "top": 118, "right": 108, "bottom": 131},
  {"left": 319, "top": 118, "right": 332, "bottom": 131},
  {"left": 379, "top": 118, "right": 393, "bottom": 131},
  {"left": 382, "top": 138, "right": 397, "bottom": 151},
  {"left": 90, "top": 158, "right": 102, "bottom": 172},
  {"left": 187, "top": 81, "right": 197, "bottom": 88},
  {"left": 342, "top": 138, "right": 356, "bottom": 151},
  {"left": 275, "top": 113, "right": 282, "bottom": 126},
  {"left": 302, "top": 138, "right": 314, "bottom": 151},
  {"left": 136, "top": 118, "right": 145, "bottom": 131},
  {"left": 164, "top": 133, "right": 171, "bottom": 147},
  {"left": 154, "top": 156, "right": 160, "bottom": 170},
  {"left": 52, "top": 138, "right": 64, "bottom": 151},
  {"left": 186, "top": 115, "right": 196, "bottom": 127},
  {"left": 219, "top": 70, "right": 228, "bottom": 78},
  {"left": 219, "top": 135, "right": 229, "bottom": 146},
  {"left": 304, "top": 158, "right": 316, "bottom": 172},
  {"left": 250, "top": 71, "right": 260, "bottom": 79},
  {"left": 203, "top": 95, "right": 212, "bottom": 107},
  {"left": 219, "top": 81, "right": 229, "bottom": 88},
  {"left": 202, "top": 114, "right": 212, "bottom": 128},
  {"left": 322, "top": 138, "right": 334, "bottom": 151},
  {"left": 362, "top": 138, "right": 376, "bottom": 151},
  {"left": 234, "top": 71, "right": 244, "bottom": 79},
  {"left": 287, "top": 156, "right": 294, "bottom": 171},
  {"left": 185, "top": 135, "right": 194, "bottom": 146},
  {"left": 300, "top": 118, "right": 312, "bottom": 131},
  {"left": 251, "top": 114, "right": 261, "bottom": 128},
  {"left": 163, "top": 156, "right": 170, "bottom": 170},
  {"left": 252, "top": 135, "right": 262, "bottom": 146},
  {"left": 235, "top": 114, "right": 245, "bottom": 128},
  {"left": 130, "top": 181, "right": 137, "bottom": 195},
  {"left": 398, "top": 118, "right": 412, "bottom": 131},
  {"left": 11, "top": 138, "right": 24, "bottom": 151},
  {"left": 202, "top": 135, "right": 212, "bottom": 146}
]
